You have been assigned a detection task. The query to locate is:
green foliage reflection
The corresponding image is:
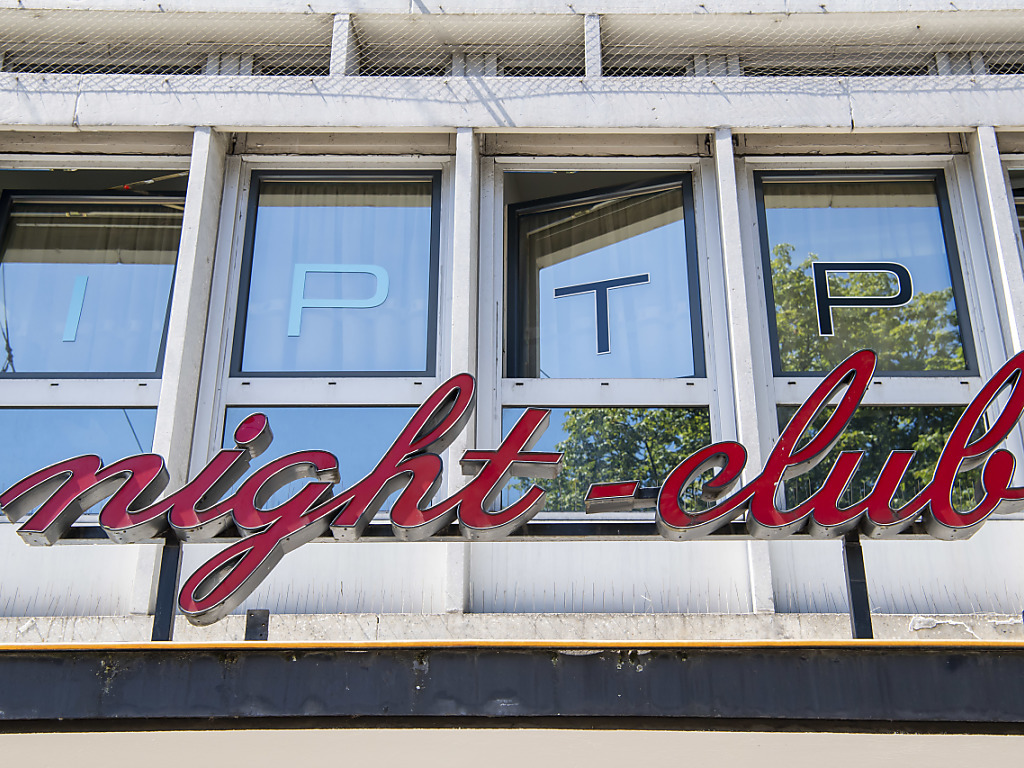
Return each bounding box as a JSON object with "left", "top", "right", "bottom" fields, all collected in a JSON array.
[{"left": 771, "top": 244, "right": 966, "bottom": 373}]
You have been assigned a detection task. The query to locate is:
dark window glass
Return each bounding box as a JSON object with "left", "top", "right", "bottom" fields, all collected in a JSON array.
[
  {"left": 758, "top": 174, "right": 973, "bottom": 374},
  {"left": 776, "top": 405, "right": 981, "bottom": 510},
  {"left": 508, "top": 177, "right": 703, "bottom": 378},
  {"left": 235, "top": 174, "right": 439, "bottom": 376},
  {"left": 0, "top": 408, "right": 156, "bottom": 494},
  {"left": 0, "top": 196, "right": 182, "bottom": 375},
  {"left": 501, "top": 406, "right": 711, "bottom": 513}
]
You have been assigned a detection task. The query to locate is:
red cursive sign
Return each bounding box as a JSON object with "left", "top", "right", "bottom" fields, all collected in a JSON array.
[{"left": 3, "top": 350, "right": 1024, "bottom": 626}]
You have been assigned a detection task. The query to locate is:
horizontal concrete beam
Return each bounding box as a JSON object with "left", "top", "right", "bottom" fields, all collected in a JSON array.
[
  {"left": 6, "top": 74, "right": 1024, "bottom": 132},
  {"left": 5, "top": 1, "right": 1024, "bottom": 17}
]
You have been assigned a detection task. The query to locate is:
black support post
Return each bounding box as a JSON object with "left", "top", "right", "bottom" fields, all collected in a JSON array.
[
  {"left": 842, "top": 530, "right": 874, "bottom": 639},
  {"left": 150, "top": 534, "right": 182, "bottom": 642}
]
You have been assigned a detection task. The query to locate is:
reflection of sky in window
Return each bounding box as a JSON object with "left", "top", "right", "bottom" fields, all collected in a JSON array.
[
  {"left": 764, "top": 202, "right": 953, "bottom": 296},
  {"left": 0, "top": 408, "right": 155, "bottom": 502},
  {"left": 240, "top": 193, "right": 433, "bottom": 374},
  {"left": 0, "top": 198, "right": 180, "bottom": 375},
  {"left": 222, "top": 406, "right": 416, "bottom": 510},
  {"left": 536, "top": 219, "right": 695, "bottom": 378},
  {"left": 0, "top": 263, "right": 174, "bottom": 374}
]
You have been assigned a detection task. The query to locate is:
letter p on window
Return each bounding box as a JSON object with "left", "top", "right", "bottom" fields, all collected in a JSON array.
[
  {"left": 812, "top": 261, "right": 913, "bottom": 337},
  {"left": 288, "top": 264, "right": 390, "bottom": 337}
]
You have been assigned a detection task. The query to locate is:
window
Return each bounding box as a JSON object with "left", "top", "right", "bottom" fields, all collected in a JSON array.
[
  {"left": 233, "top": 172, "right": 441, "bottom": 376},
  {"left": 755, "top": 171, "right": 976, "bottom": 375},
  {"left": 0, "top": 166, "right": 188, "bottom": 492},
  {"left": 747, "top": 157, "right": 1009, "bottom": 617},
  {"left": 506, "top": 175, "right": 703, "bottom": 379},
  {"left": 494, "top": 167, "right": 715, "bottom": 515},
  {"left": 197, "top": 163, "right": 447, "bottom": 507}
]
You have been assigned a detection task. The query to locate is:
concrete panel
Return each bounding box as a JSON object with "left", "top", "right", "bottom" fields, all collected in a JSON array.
[
  {"left": 468, "top": 540, "right": 754, "bottom": 614},
  {"left": 0, "top": 523, "right": 157, "bottom": 617}
]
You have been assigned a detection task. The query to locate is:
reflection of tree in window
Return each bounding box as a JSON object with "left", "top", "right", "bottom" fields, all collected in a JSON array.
[
  {"left": 777, "top": 404, "right": 982, "bottom": 511},
  {"left": 509, "top": 407, "right": 711, "bottom": 513},
  {"left": 771, "top": 243, "right": 966, "bottom": 373}
]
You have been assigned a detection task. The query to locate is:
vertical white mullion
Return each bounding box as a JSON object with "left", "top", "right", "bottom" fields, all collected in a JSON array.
[
  {"left": 152, "top": 127, "right": 228, "bottom": 487},
  {"left": 190, "top": 155, "right": 245, "bottom": 475},
  {"left": 968, "top": 127, "right": 1024, "bottom": 356},
  {"left": 584, "top": 14, "right": 602, "bottom": 78},
  {"left": 713, "top": 128, "right": 766, "bottom": 470},
  {"left": 713, "top": 127, "right": 775, "bottom": 614},
  {"left": 134, "top": 128, "right": 226, "bottom": 616},
  {"left": 448, "top": 127, "right": 481, "bottom": 471},
  {"left": 951, "top": 155, "right": 1001, "bottom": 379},
  {"left": 476, "top": 156, "right": 500, "bottom": 452},
  {"left": 697, "top": 157, "right": 735, "bottom": 444},
  {"left": 443, "top": 127, "right": 480, "bottom": 613}
]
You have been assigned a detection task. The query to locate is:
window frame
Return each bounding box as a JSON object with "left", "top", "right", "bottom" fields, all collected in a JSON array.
[
  {"left": 0, "top": 154, "right": 190, "bottom": 415},
  {"left": 504, "top": 173, "right": 705, "bottom": 380},
  {"left": 477, "top": 154, "right": 724, "bottom": 519},
  {"left": 0, "top": 188, "right": 186, "bottom": 380},
  {"left": 740, "top": 154, "right": 1003, "bottom": 417},
  {"left": 752, "top": 167, "right": 979, "bottom": 380},
  {"left": 191, "top": 154, "right": 454, "bottom": 477},
  {"left": 229, "top": 168, "right": 443, "bottom": 379}
]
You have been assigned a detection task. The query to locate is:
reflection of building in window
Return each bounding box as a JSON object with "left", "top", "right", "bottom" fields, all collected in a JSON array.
[{"left": 507, "top": 173, "right": 702, "bottom": 379}]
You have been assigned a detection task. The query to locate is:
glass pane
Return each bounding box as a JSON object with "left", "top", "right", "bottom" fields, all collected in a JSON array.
[
  {"left": 501, "top": 407, "right": 712, "bottom": 513},
  {"left": 760, "top": 176, "right": 969, "bottom": 374},
  {"left": 776, "top": 405, "right": 980, "bottom": 510},
  {"left": 237, "top": 178, "right": 436, "bottom": 374},
  {"left": 0, "top": 197, "right": 181, "bottom": 375},
  {"left": 1009, "top": 170, "right": 1024, "bottom": 253},
  {"left": 512, "top": 182, "right": 701, "bottom": 378},
  {"left": 0, "top": 408, "right": 156, "bottom": 495},
  {"left": 223, "top": 406, "right": 416, "bottom": 509}
]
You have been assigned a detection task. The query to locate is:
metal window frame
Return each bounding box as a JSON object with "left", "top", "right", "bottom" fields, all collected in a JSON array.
[
  {"left": 505, "top": 173, "right": 705, "bottom": 381},
  {"left": 752, "top": 167, "right": 979, "bottom": 380},
  {"left": 0, "top": 189, "right": 186, "bottom": 381},
  {"left": 191, "top": 154, "right": 454, "bottom": 475},
  {"left": 0, "top": 155, "right": 190, "bottom": 411},
  {"left": 229, "top": 168, "right": 443, "bottom": 379},
  {"left": 486, "top": 156, "right": 717, "bottom": 417}
]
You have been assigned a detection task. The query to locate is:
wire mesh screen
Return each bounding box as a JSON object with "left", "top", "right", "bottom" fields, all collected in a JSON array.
[
  {"left": 1, "top": 8, "right": 1024, "bottom": 83},
  {"left": 0, "top": 9, "right": 333, "bottom": 78},
  {"left": 599, "top": 12, "right": 1024, "bottom": 77},
  {"left": 349, "top": 14, "right": 585, "bottom": 77}
]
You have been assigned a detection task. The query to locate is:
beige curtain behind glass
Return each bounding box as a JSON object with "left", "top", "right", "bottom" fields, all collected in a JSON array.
[
  {"left": 258, "top": 180, "right": 432, "bottom": 208},
  {"left": 762, "top": 181, "right": 937, "bottom": 209},
  {"left": 2, "top": 200, "right": 184, "bottom": 265}
]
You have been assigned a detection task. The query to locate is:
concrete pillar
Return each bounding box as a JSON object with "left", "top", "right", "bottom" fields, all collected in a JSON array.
[
  {"left": 584, "top": 14, "right": 602, "bottom": 78},
  {"left": 330, "top": 13, "right": 359, "bottom": 76},
  {"left": 152, "top": 127, "right": 228, "bottom": 487},
  {"left": 968, "top": 126, "right": 1024, "bottom": 355},
  {"left": 713, "top": 126, "right": 775, "bottom": 614},
  {"left": 443, "top": 127, "right": 481, "bottom": 613}
]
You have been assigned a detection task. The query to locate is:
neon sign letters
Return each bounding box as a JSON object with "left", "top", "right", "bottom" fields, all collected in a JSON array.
[{"left": 3, "top": 349, "right": 1024, "bottom": 625}]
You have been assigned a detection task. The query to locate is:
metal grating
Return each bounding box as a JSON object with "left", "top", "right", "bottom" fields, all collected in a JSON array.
[
  {"left": 0, "top": 9, "right": 333, "bottom": 79},
  {"left": 1, "top": 8, "right": 1024, "bottom": 85},
  {"left": 348, "top": 14, "right": 585, "bottom": 77},
  {"left": 599, "top": 12, "right": 1024, "bottom": 77}
]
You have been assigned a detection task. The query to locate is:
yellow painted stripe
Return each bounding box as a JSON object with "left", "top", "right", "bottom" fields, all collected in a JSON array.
[{"left": 0, "top": 639, "right": 1022, "bottom": 652}]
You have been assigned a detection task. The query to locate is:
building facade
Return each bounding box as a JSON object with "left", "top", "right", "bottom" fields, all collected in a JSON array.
[{"left": 2, "top": 0, "right": 1024, "bottom": 734}]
